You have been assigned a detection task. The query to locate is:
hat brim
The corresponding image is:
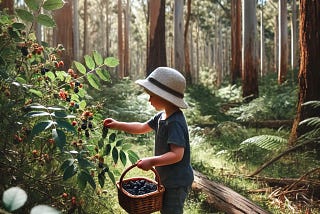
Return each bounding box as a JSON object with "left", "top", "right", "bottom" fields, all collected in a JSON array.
[{"left": 135, "top": 79, "right": 188, "bottom": 109}]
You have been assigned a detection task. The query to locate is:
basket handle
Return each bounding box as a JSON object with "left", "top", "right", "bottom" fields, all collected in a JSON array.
[{"left": 119, "top": 163, "right": 162, "bottom": 192}]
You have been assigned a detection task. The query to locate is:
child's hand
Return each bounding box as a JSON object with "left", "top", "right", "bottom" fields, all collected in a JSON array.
[
  {"left": 103, "top": 118, "right": 117, "bottom": 128},
  {"left": 137, "top": 158, "right": 154, "bottom": 171}
]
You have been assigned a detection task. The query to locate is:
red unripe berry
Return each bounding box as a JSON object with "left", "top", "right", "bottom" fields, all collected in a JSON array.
[
  {"left": 71, "top": 121, "right": 77, "bottom": 126},
  {"left": 62, "top": 193, "right": 68, "bottom": 198},
  {"left": 59, "top": 61, "right": 64, "bottom": 67},
  {"left": 68, "top": 68, "right": 74, "bottom": 75}
]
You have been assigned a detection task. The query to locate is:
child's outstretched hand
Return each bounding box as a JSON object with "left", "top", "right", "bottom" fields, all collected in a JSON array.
[{"left": 103, "top": 118, "right": 117, "bottom": 129}]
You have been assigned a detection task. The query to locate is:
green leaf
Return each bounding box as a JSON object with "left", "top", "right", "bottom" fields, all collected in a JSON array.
[
  {"left": 16, "top": 9, "right": 34, "bottom": 22},
  {"left": 52, "top": 129, "right": 66, "bottom": 151},
  {"left": 43, "top": 0, "right": 64, "bottom": 10},
  {"left": 25, "top": 111, "right": 50, "bottom": 118},
  {"left": 104, "top": 57, "right": 119, "bottom": 67},
  {"left": 79, "top": 100, "right": 86, "bottom": 110},
  {"left": 112, "top": 147, "right": 118, "bottom": 164},
  {"left": 30, "top": 205, "right": 60, "bottom": 214},
  {"left": 52, "top": 111, "right": 67, "bottom": 118},
  {"left": 104, "top": 144, "right": 111, "bottom": 156},
  {"left": 2, "top": 187, "right": 27, "bottom": 212},
  {"left": 56, "top": 120, "right": 76, "bottom": 133},
  {"left": 96, "top": 68, "right": 110, "bottom": 81},
  {"left": 120, "top": 150, "right": 127, "bottom": 166},
  {"left": 77, "top": 170, "right": 87, "bottom": 190},
  {"left": 84, "top": 55, "right": 95, "bottom": 70},
  {"left": 107, "top": 171, "right": 115, "bottom": 185},
  {"left": 60, "top": 159, "right": 74, "bottom": 171},
  {"left": 109, "top": 133, "right": 116, "bottom": 143},
  {"left": 37, "top": 14, "right": 56, "bottom": 27},
  {"left": 31, "top": 120, "right": 54, "bottom": 137},
  {"left": 29, "top": 89, "right": 43, "bottom": 97},
  {"left": 45, "top": 71, "right": 56, "bottom": 81},
  {"left": 12, "top": 23, "right": 26, "bottom": 30},
  {"left": 25, "top": 0, "right": 40, "bottom": 11},
  {"left": 86, "top": 172, "right": 96, "bottom": 189},
  {"left": 78, "top": 157, "right": 93, "bottom": 168},
  {"left": 116, "top": 139, "right": 123, "bottom": 147},
  {"left": 93, "top": 51, "right": 103, "bottom": 66},
  {"left": 128, "top": 150, "right": 139, "bottom": 164},
  {"left": 87, "top": 73, "right": 101, "bottom": 90},
  {"left": 15, "top": 76, "right": 27, "bottom": 84},
  {"left": 74, "top": 61, "right": 87, "bottom": 74},
  {"left": 63, "top": 164, "right": 77, "bottom": 180},
  {"left": 98, "top": 172, "right": 106, "bottom": 188},
  {"left": 56, "top": 71, "right": 65, "bottom": 81},
  {"left": 98, "top": 139, "right": 104, "bottom": 149}
]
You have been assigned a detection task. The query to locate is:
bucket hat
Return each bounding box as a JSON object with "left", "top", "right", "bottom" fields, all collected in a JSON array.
[{"left": 135, "top": 67, "right": 188, "bottom": 109}]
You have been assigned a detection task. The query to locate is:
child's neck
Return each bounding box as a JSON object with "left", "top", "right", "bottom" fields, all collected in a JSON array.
[{"left": 163, "top": 105, "right": 180, "bottom": 119}]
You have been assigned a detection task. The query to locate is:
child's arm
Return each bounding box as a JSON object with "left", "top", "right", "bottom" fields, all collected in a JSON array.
[
  {"left": 103, "top": 118, "right": 152, "bottom": 134},
  {"left": 137, "top": 144, "right": 184, "bottom": 170}
]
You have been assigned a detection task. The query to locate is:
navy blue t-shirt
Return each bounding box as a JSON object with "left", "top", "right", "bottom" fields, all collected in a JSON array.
[{"left": 147, "top": 111, "right": 194, "bottom": 188}]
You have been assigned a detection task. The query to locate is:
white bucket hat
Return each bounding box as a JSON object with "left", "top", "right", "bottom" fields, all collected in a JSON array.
[{"left": 135, "top": 67, "right": 188, "bottom": 109}]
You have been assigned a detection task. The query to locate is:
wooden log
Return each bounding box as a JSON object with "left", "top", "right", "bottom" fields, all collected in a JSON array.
[{"left": 192, "top": 171, "right": 270, "bottom": 214}]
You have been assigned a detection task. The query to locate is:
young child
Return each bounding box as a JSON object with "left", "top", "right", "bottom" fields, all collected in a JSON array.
[{"left": 103, "top": 67, "right": 194, "bottom": 214}]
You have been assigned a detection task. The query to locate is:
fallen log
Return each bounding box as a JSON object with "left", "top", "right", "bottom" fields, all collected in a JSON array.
[{"left": 192, "top": 171, "right": 270, "bottom": 214}]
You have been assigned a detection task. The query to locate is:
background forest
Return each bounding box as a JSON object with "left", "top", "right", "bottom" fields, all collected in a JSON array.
[{"left": 0, "top": 0, "right": 320, "bottom": 214}]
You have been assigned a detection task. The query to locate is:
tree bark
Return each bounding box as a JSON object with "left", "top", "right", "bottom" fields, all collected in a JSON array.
[
  {"left": 231, "top": 0, "right": 242, "bottom": 84},
  {"left": 289, "top": 0, "right": 320, "bottom": 144},
  {"left": 146, "top": 0, "right": 167, "bottom": 76},
  {"left": 242, "top": 0, "right": 259, "bottom": 101},
  {"left": 174, "top": 0, "right": 185, "bottom": 75},
  {"left": 118, "top": 0, "right": 124, "bottom": 78},
  {"left": 184, "top": 0, "right": 192, "bottom": 84},
  {"left": 278, "top": 0, "right": 288, "bottom": 84},
  {"left": 193, "top": 171, "right": 270, "bottom": 214},
  {"left": 0, "top": 0, "right": 14, "bottom": 14}
]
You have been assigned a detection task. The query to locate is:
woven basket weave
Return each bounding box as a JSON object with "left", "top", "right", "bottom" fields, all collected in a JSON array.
[{"left": 117, "top": 164, "right": 165, "bottom": 214}]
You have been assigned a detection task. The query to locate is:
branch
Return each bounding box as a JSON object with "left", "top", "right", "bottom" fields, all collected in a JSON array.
[{"left": 249, "top": 138, "right": 318, "bottom": 176}]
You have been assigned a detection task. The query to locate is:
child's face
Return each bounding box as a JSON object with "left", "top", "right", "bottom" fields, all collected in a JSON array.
[{"left": 146, "top": 91, "right": 165, "bottom": 111}]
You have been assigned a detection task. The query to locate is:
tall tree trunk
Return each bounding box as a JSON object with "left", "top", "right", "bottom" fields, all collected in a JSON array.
[
  {"left": 124, "top": 0, "right": 130, "bottom": 77},
  {"left": 274, "top": 15, "right": 279, "bottom": 73},
  {"left": 291, "top": 0, "right": 298, "bottom": 70},
  {"left": 289, "top": 0, "right": 320, "bottom": 145},
  {"left": 146, "top": 0, "right": 166, "bottom": 76},
  {"left": 118, "top": 0, "right": 124, "bottom": 78},
  {"left": 73, "top": 0, "right": 80, "bottom": 60},
  {"left": 174, "top": 0, "right": 185, "bottom": 75},
  {"left": 184, "top": 0, "right": 192, "bottom": 84},
  {"left": 0, "top": 0, "right": 13, "bottom": 14},
  {"left": 231, "top": 0, "right": 242, "bottom": 84},
  {"left": 260, "top": 4, "right": 266, "bottom": 76},
  {"left": 105, "top": 0, "right": 110, "bottom": 57},
  {"left": 53, "top": 0, "right": 73, "bottom": 69},
  {"left": 242, "top": 0, "right": 259, "bottom": 101},
  {"left": 278, "top": 0, "right": 288, "bottom": 84},
  {"left": 83, "top": 0, "right": 88, "bottom": 56}
]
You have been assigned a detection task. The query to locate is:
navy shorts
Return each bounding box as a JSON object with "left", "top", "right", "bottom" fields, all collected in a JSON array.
[{"left": 161, "top": 186, "right": 190, "bottom": 214}]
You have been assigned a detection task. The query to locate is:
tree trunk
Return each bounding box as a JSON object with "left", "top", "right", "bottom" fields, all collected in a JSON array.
[
  {"left": 289, "top": 0, "right": 320, "bottom": 145},
  {"left": 184, "top": 0, "right": 192, "bottom": 84},
  {"left": 278, "top": 0, "right": 288, "bottom": 84},
  {"left": 260, "top": 4, "right": 266, "bottom": 76},
  {"left": 193, "top": 171, "right": 270, "bottom": 214},
  {"left": 73, "top": 0, "right": 80, "bottom": 61},
  {"left": 83, "top": 0, "right": 88, "bottom": 56},
  {"left": 231, "top": 0, "right": 242, "bottom": 84},
  {"left": 242, "top": 0, "right": 259, "bottom": 101},
  {"left": 146, "top": 0, "right": 166, "bottom": 76},
  {"left": 0, "top": 0, "right": 13, "bottom": 14},
  {"left": 291, "top": 0, "right": 298, "bottom": 70},
  {"left": 124, "top": 0, "right": 130, "bottom": 77},
  {"left": 118, "top": 0, "right": 124, "bottom": 78},
  {"left": 174, "top": 0, "right": 185, "bottom": 74},
  {"left": 53, "top": 0, "right": 73, "bottom": 69}
]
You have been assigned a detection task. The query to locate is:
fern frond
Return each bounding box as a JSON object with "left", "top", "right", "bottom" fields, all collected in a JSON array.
[
  {"left": 240, "top": 135, "right": 287, "bottom": 151},
  {"left": 302, "top": 100, "right": 320, "bottom": 108},
  {"left": 299, "top": 117, "right": 320, "bottom": 128}
]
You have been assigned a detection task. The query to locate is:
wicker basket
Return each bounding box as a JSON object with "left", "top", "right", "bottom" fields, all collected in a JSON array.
[{"left": 117, "top": 163, "right": 165, "bottom": 214}]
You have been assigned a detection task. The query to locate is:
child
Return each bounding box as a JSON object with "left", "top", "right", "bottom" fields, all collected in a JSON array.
[{"left": 103, "top": 67, "right": 194, "bottom": 214}]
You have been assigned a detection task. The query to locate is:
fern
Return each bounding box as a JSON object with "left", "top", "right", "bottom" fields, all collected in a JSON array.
[
  {"left": 299, "top": 117, "right": 320, "bottom": 128},
  {"left": 240, "top": 135, "right": 287, "bottom": 151}
]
